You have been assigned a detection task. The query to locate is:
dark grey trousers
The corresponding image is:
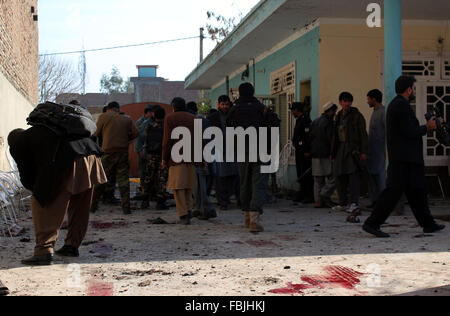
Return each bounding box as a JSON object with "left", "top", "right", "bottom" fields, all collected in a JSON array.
[
  {"left": 336, "top": 172, "right": 361, "bottom": 206},
  {"left": 238, "top": 162, "right": 268, "bottom": 214}
]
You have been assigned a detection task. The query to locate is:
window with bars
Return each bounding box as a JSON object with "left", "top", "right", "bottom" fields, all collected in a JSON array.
[
  {"left": 270, "top": 62, "right": 296, "bottom": 95},
  {"left": 443, "top": 59, "right": 450, "bottom": 79},
  {"left": 402, "top": 59, "right": 436, "bottom": 78},
  {"left": 425, "top": 85, "right": 450, "bottom": 158}
]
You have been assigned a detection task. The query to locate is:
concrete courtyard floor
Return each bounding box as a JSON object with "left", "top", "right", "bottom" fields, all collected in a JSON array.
[{"left": 1, "top": 197, "right": 449, "bottom": 296}]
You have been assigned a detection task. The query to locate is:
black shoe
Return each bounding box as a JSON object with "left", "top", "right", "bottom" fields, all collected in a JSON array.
[
  {"left": 302, "top": 198, "right": 315, "bottom": 204},
  {"left": 122, "top": 207, "right": 132, "bottom": 215},
  {"left": 104, "top": 197, "right": 121, "bottom": 206},
  {"left": 156, "top": 203, "right": 169, "bottom": 211},
  {"left": 55, "top": 245, "right": 79, "bottom": 258},
  {"left": 0, "top": 281, "right": 9, "bottom": 296},
  {"left": 21, "top": 254, "right": 54, "bottom": 266},
  {"left": 178, "top": 215, "right": 191, "bottom": 225},
  {"left": 363, "top": 224, "right": 390, "bottom": 238},
  {"left": 423, "top": 223, "right": 445, "bottom": 234}
]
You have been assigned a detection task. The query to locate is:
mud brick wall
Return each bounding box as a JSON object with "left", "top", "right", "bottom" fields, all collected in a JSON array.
[{"left": 0, "top": 0, "right": 39, "bottom": 103}]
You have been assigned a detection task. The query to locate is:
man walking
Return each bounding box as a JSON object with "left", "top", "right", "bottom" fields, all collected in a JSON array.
[
  {"left": 291, "top": 102, "right": 314, "bottom": 204},
  {"left": 310, "top": 102, "right": 338, "bottom": 208},
  {"left": 163, "top": 98, "right": 200, "bottom": 225},
  {"left": 91, "top": 102, "right": 139, "bottom": 215},
  {"left": 8, "top": 125, "right": 106, "bottom": 265},
  {"left": 227, "top": 83, "right": 268, "bottom": 233},
  {"left": 208, "top": 95, "right": 240, "bottom": 210},
  {"left": 331, "top": 92, "right": 368, "bottom": 215},
  {"left": 367, "top": 89, "right": 386, "bottom": 208},
  {"left": 141, "top": 107, "right": 169, "bottom": 210},
  {"left": 363, "top": 76, "right": 445, "bottom": 237}
]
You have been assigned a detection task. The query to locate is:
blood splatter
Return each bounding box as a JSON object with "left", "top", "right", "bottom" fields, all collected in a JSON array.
[
  {"left": 269, "top": 283, "right": 313, "bottom": 294},
  {"left": 301, "top": 266, "right": 364, "bottom": 290},
  {"left": 87, "top": 280, "right": 114, "bottom": 296},
  {"left": 269, "top": 266, "right": 364, "bottom": 295},
  {"left": 93, "top": 243, "right": 113, "bottom": 255},
  {"left": 245, "top": 240, "right": 279, "bottom": 247},
  {"left": 277, "top": 235, "right": 297, "bottom": 241},
  {"left": 90, "top": 221, "right": 128, "bottom": 229}
]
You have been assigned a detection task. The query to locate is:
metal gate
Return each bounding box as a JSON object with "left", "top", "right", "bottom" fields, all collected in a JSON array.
[{"left": 416, "top": 81, "right": 450, "bottom": 166}]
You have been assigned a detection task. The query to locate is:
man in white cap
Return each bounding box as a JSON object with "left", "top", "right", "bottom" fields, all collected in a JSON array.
[{"left": 310, "top": 102, "right": 338, "bottom": 208}]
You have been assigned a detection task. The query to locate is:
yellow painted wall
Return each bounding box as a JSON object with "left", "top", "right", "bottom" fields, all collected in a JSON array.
[{"left": 319, "top": 22, "right": 450, "bottom": 123}]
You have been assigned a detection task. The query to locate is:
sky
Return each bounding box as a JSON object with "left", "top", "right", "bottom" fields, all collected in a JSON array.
[{"left": 38, "top": 0, "right": 260, "bottom": 93}]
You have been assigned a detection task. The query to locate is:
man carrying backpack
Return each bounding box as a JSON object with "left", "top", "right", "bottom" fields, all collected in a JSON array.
[
  {"left": 141, "top": 107, "right": 169, "bottom": 210},
  {"left": 91, "top": 102, "right": 139, "bottom": 215},
  {"left": 8, "top": 103, "right": 107, "bottom": 265}
]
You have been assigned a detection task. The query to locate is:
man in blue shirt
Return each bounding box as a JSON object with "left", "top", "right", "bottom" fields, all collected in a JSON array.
[{"left": 134, "top": 105, "right": 154, "bottom": 197}]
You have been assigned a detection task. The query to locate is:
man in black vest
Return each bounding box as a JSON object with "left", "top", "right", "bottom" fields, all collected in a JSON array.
[
  {"left": 363, "top": 76, "right": 445, "bottom": 237},
  {"left": 291, "top": 102, "right": 314, "bottom": 204}
]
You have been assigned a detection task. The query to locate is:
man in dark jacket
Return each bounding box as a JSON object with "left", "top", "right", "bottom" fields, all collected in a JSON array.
[
  {"left": 363, "top": 76, "right": 445, "bottom": 237},
  {"left": 331, "top": 92, "right": 368, "bottom": 215},
  {"left": 227, "top": 83, "right": 267, "bottom": 233},
  {"left": 8, "top": 125, "right": 106, "bottom": 265},
  {"left": 291, "top": 102, "right": 314, "bottom": 204},
  {"left": 310, "top": 102, "right": 338, "bottom": 208},
  {"left": 207, "top": 95, "right": 240, "bottom": 210}
]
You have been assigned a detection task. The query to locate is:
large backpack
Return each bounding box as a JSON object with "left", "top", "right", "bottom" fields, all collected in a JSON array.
[{"left": 27, "top": 102, "right": 97, "bottom": 140}]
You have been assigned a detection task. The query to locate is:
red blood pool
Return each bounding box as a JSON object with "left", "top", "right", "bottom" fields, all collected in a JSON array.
[
  {"left": 269, "top": 283, "right": 313, "bottom": 294},
  {"left": 87, "top": 280, "right": 114, "bottom": 296}
]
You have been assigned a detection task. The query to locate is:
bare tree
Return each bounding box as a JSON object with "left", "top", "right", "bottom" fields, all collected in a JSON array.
[
  {"left": 39, "top": 55, "right": 83, "bottom": 103},
  {"left": 206, "top": 11, "right": 243, "bottom": 44}
]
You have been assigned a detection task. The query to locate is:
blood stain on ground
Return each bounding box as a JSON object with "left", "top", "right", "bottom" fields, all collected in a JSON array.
[
  {"left": 90, "top": 221, "right": 128, "bottom": 229},
  {"left": 268, "top": 282, "right": 313, "bottom": 294},
  {"left": 301, "top": 266, "right": 364, "bottom": 290},
  {"left": 245, "top": 240, "right": 280, "bottom": 247},
  {"left": 93, "top": 243, "right": 114, "bottom": 255},
  {"left": 87, "top": 280, "right": 114, "bottom": 296},
  {"left": 269, "top": 266, "right": 364, "bottom": 295},
  {"left": 276, "top": 235, "right": 297, "bottom": 241}
]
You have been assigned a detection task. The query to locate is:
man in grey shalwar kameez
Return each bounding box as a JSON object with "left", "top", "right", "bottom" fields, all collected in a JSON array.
[
  {"left": 310, "top": 102, "right": 338, "bottom": 208},
  {"left": 367, "top": 90, "right": 386, "bottom": 208}
]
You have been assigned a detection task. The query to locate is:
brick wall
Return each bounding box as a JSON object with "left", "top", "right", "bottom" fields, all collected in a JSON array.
[{"left": 0, "top": 0, "right": 39, "bottom": 104}]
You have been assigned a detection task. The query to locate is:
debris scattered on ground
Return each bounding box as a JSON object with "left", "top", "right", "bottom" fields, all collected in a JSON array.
[
  {"left": 147, "top": 218, "right": 172, "bottom": 225},
  {"left": 138, "top": 280, "right": 152, "bottom": 287},
  {"left": 19, "top": 237, "right": 31, "bottom": 243},
  {"left": 90, "top": 221, "right": 128, "bottom": 229}
]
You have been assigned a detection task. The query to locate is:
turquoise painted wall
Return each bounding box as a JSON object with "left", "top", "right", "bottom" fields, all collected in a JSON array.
[
  {"left": 208, "top": 27, "right": 320, "bottom": 191},
  {"left": 210, "top": 26, "right": 320, "bottom": 120}
]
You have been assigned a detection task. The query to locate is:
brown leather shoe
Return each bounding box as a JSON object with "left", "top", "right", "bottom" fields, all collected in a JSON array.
[
  {"left": 243, "top": 211, "right": 250, "bottom": 228},
  {"left": 314, "top": 201, "right": 324, "bottom": 209},
  {"left": 249, "top": 212, "right": 264, "bottom": 233}
]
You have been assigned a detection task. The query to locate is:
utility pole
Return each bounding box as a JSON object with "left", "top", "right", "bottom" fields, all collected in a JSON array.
[
  {"left": 78, "top": 41, "right": 87, "bottom": 94},
  {"left": 200, "top": 27, "right": 204, "bottom": 63}
]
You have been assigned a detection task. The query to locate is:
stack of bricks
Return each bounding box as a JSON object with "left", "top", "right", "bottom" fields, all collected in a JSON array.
[{"left": 0, "top": 0, "right": 39, "bottom": 104}]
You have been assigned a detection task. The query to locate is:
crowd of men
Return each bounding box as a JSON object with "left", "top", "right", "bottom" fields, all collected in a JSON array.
[{"left": 3, "top": 76, "right": 445, "bottom": 269}]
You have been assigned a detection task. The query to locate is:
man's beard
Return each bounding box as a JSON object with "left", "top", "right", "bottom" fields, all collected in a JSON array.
[{"left": 409, "top": 94, "right": 416, "bottom": 102}]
